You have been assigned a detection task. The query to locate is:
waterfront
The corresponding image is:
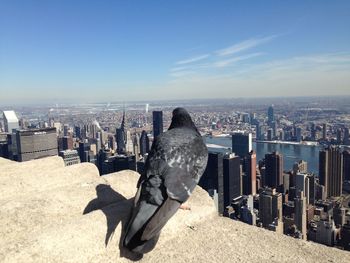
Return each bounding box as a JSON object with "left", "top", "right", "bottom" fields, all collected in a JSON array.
[{"left": 205, "top": 136, "right": 322, "bottom": 175}]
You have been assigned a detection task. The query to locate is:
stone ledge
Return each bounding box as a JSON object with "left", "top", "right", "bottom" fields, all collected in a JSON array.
[{"left": 1, "top": 157, "right": 350, "bottom": 262}]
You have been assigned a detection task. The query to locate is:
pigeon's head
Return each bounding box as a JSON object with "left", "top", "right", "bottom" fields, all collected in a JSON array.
[{"left": 168, "top": 107, "right": 199, "bottom": 132}]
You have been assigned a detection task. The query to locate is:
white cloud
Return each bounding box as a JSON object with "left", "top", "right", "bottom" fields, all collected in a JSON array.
[
  {"left": 212, "top": 52, "right": 264, "bottom": 68},
  {"left": 176, "top": 54, "right": 210, "bottom": 65},
  {"left": 216, "top": 35, "right": 276, "bottom": 56}
]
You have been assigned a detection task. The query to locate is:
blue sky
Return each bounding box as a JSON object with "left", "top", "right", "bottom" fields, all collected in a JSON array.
[{"left": 0, "top": 1, "right": 350, "bottom": 104}]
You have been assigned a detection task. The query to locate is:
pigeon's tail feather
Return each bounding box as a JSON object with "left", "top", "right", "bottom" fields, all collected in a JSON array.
[
  {"left": 123, "top": 200, "right": 158, "bottom": 252},
  {"left": 123, "top": 198, "right": 181, "bottom": 254}
]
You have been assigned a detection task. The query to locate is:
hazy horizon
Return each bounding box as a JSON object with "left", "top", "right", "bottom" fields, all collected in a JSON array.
[{"left": 1, "top": 1, "right": 350, "bottom": 104}]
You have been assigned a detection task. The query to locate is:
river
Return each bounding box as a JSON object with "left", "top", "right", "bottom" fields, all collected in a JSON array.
[{"left": 205, "top": 136, "right": 322, "bottom": 175}]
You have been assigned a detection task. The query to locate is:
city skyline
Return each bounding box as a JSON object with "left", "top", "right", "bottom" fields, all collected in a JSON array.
[{"left": 1, "top": 1, "right": 350, "bottom": 104}]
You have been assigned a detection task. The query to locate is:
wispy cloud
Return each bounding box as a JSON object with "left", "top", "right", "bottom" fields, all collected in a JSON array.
[
  {"left": 176, "top": 54, "right": 210, "bottom": 65},
  {"left": 216, "top": 35, "right": 276, "bottom": 56},
  {"left": 213, "top": 52, "right": 264, "bottom": 68}
]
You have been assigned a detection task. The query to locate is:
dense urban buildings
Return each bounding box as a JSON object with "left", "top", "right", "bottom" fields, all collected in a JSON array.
[{"left": 1, "top": 97, "right": 350, "bottom": 251}]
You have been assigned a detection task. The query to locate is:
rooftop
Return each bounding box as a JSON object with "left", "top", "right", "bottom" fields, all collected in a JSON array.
[
  {"left": 1, "top": 156, "right": 350, "bottom": 262},
  {"left": 2, "top": 110, "right": 18, "bottom": 122}
]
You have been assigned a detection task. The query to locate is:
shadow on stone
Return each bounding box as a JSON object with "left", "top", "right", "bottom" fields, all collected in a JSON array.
[{"left": 83, "top": 184, "right": 143, "bottom": 261}]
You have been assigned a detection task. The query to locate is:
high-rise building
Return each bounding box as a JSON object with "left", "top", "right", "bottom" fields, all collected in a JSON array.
[
  {"left": 296, "top": 127, "right": 302, "bottom": 142},
  {"left": 3, "top": 111, "right": 19, "bottom": 133},
  {"left": 223, "top": 153, "right": 241, "bottom": 208},
  {"left": 294, "top": 194, "right": 307, "bottom": 240},
  {"left": 259, "top": 188, "right": 283, "bottom": 233},
  {"left": 16, "top": 128, "right": 58, "bottom": 162},
  {"left": 268, "top": 105, "right": 274, "bottom": 126},
  {"left": 344, "top": 128, "right": 350, "bottom": 145},
  {"left": 322, "top": 123, "right": 327, "bottom": 141},
  {"left": 139, "top": 130, "right": 150, "bottom": 156},
  {"left": 337, "top": 128, "right": 343, "bottom": 144},
  {"left": 343, "top": 150, "right": 350, "bottom": 181},
  {"left": 310, "top": 123, "right": 317, "bottom": 141},
  {"left": 116, "top": 111, "right": 126, "bottom": 154},
  {"left": 232, "top": 133, "right": 252, "bottom": 158},
  {"left": 79, "top": 141, "right": 91, "bottom": 163},
  {"left": 152, "top": 111, "right": 163, "bottom": 139},
  {"left": 243, "top": 150, "right": 257, "bottom": 195},
  {"left": 319, "top": 146, "right": 343, "bottom": 198},
  {"left": 125, "top": 130, "right": 133, "bottom": 153},
  {"left": 133, "top": 133, "right": 140, "bottom": 161},
  {"left": 62, "top": 136, "right": 73, "bottom": 150},
  {"left": 59, "top": 150, "right": 80, "bottom": 166},
  {"left": 265, "top": 152, "right": 283, "bottom": 189}
]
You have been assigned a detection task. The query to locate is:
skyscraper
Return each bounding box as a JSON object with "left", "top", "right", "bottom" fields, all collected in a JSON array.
[
  {"left": 152, "top": 111, "right": 163, "bottom": 138},
  {"left": 16, "top": 128, "right": 58, "bottom": 162},
  {"left": 344, "top": 128, "right": 350, "bottom": 145},
  {"left": 116, "top": 111, "right": 126, "bottom": 154},
  {"left": 259, "top": 188, "right": 283, "bottom": 233},
  {"left": 294, "top": 194, "right": 307, "bottom": 240},
  {"left": 265, "top": 152, "right": 283, "bottom": 189},
  {"left": 3, "top": 111, "right": 19, "bottom": 133},
  {"left": 139, "top": 130, "right": 150, "bottom": 156},
  {"left": 223, "top": 153, "right": 241, "bottom": 207},
  {"left": 319, "top": 146, "right": 343, "bottom": 198},
  {"left": 322, "top": 123, "right": 327, "bottom": 141},
  {"left": 232, "top": 132, "right": 252, "bottom": 158},
  {"left": 243, "top": 150, "right": 257, "bottom": 195},
  {"left": 343, "top": 150, "right": 350, "bottom": 181},
  {"left": 268, "top": 105, "right": 274, "bottom": 126}
]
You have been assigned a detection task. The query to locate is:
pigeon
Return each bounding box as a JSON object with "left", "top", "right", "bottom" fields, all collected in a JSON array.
[{"left": 123, "top": 107, "right": 208, "bottom": 254}]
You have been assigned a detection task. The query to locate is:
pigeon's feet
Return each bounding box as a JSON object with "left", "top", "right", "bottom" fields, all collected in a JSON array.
[{"left": 180, "top": 202, "right": 191, "bottom": 210}]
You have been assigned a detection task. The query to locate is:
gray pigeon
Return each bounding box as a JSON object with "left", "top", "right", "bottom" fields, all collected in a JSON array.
[{"left": 123, "top": 107, "right": 208, "bottom": 254}]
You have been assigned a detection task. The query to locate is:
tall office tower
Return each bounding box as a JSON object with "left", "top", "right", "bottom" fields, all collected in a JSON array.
[
  {"left": 3, "top": 111, "right": 19, "bottom": 133},
  {"left": 311, "top": 123, "right": 316, "bottom": 141},
  {"left": 223, "top": 153, "right": 241, "bottom": 208},
  {"left": 63, "top": 124, "right": 69, "bottom": 136},
  {"left": 255, "top": 123, "right": 262, "bottom": 140},
  {"left": 199, "top": 152, "right": 223, "bottom": 193},
  {"left": 267, "top": 129, "right": 273, "bottom": 141},
  {"left": 319, "top": 146, "right": 343, "bottom": 198},
  {"left": 59, "top": 150, "right": 80, "bottom": 166},
  {"left": 232, "top": 132, "right": 252, "bottom": 158},
  {"left": 295, "top": 173, "right": 315, "bottom": 205},
  {"left": 272, "top": 121, "right": 277, "bottom": 138},
  {"left": 152, "top": 111, "right": 163, "bottom": 139},
  {"left": 139, "top": 130, "right": 150, "bottom": 156},
  {"left": 343, "top": 150, "right": 350, "bottom": 181},
  {"left": 243, "top": 150, "right": 257, "bottom": 195},
  {"left": 74, "top": 126, "right": 81, "bottom": 139},
  {"left": 259, "top": 188, "right": 283, "bottom": 233},
  {"left": 108, "top": 135, "right": 116, "bottom": 151},
  {"left": 267, "top": 105, "right": 274, "bottom": 126},
  {"left": 322, "top": 123, "right": 327, "bottom": 140},
  {"left": 294, "top": 194, "right": 307, "bottom": 240},
  {"left": 79, "top": 141, "right": 91, "bottom": 163},
  {"left": 265, "top": 152, "right": 283, "bottom": 189},
  {"left": 16, "top": 128, "right": 58, "bottom": 162},
  {"left": 133, "top": 134, "right": 140, "bottom": 161},
  {"left": 296, "top": 127, "right": 302, "bottom": 142},
  {"left": 62, "top": 136, "right": 73, "bottom": 150},
  {"left": 337, "top": 128, "right": 343, "bottom": 144},
  {"left": 116, "top": 110, "right": 127, "bottom": 154},
  {"left": 125, "top": 130, "right": 133, "bottom": 153},
  {"left": 344, "top": 128, "right": 350, "bottom": 145}
]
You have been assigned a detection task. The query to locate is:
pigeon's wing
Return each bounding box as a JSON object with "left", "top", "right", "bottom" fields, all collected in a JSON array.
[{"left": 162, "top": 131, "right": 208, "bottom": 203}]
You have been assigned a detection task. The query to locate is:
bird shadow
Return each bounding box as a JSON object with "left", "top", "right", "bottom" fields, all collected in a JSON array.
[{"left": 83, "top": 184, "right": 143, "bottom": 261}]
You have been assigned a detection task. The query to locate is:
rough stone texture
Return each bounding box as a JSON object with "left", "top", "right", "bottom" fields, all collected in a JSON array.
[{"left": 1, "top": 156, "right": 350, "bottom": 262}]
